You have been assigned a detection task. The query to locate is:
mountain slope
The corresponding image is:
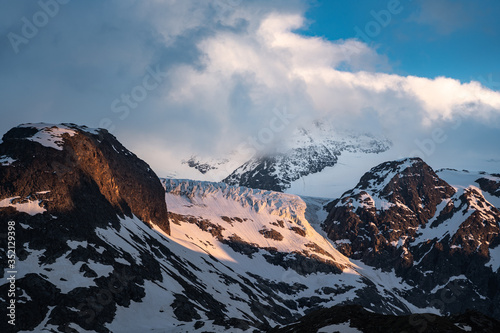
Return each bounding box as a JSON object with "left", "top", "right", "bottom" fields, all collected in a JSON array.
[
  {"left": 223, "top": 122, "right": 391, "bottom": 192},
  {"left": 323, "top": 158, "right": 500, "bottom": 320},
  {"left": 2, "top": 123, "right": 499, "bottom": 332},
  {"left": 161, "top": 178, "right": 429, "bottom": 323},
  {"left": 269, "top": 304, "right": 500, "bottom": 333},
  {"left": 0, "top": 124, "right": 409, "bottom": 333}
]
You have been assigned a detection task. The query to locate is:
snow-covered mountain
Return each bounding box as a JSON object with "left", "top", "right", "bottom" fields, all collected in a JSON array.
[
  {"left": 1, "top": 123, "right": 499, "bottom": 332},
  {"left": 168, "top": 151, "right": 251, "bottom": 183},
  {"left": 0, "top": 123, "right": 403, "bottom": 332},
  {"left": 323, "top": 158, "right": 500, "bottom": 320},
  {"left": 223, "top": 122, "right": 391, "bottom": 193},
  {"left": 167, "top": 120, "right": 392, "bottom": 196}
]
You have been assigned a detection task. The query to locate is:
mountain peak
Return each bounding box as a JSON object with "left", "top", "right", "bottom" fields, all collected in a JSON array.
[
  {"left": 354, "top": 157, "right": 446, "bottom": 198},
  {"left": 2, "top": 123, "right": 99, "bottom": 150},
  {"left": 223, "top": 125, "right": 392, "bottom": 193},
  {"left": 0, "top": 122, "right": 169, "bottom": 235},
  {"left": 340, "top": 157, "right": 453, "bottom": 211},
  {"left": 323, "top": 158, "right": 500, "bottom": 320},
  {"left": 324, "top": 157, "right": 456, "bottom": 263}
]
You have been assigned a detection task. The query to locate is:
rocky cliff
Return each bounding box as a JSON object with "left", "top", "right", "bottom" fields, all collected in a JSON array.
[
  {"left": 323, "top": 158, "right": 500, "bottom": 319},
  {"left": 0, "top": 123, "right": 170, "bottom": 332},
  {"left": 0, "top": 123, "right": 169, "bottom": 235}
]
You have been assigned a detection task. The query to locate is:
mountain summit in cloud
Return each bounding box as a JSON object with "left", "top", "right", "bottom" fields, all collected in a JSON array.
[{"left": 222, "top": 121, "right": 392, "bottom": 192}]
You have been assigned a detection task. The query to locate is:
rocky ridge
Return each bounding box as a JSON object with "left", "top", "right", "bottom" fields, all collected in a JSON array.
[
  {"left": 0, "top": 124, "right": 412, "bottom": 332},
  {"left": 0, "top": 123, "right": 170, "bottom": 235},
  {"left": 269, "top": 304, "right": 500, "bottom": 333},
  {"left": 323, "top": 158, "right": 500, "bottom": 319},
  {"left": 1, "top": 123, "right": 499, "bottom": 332},
  {"left": 223, "top": 124, "right": 391, "bottom": 192}
]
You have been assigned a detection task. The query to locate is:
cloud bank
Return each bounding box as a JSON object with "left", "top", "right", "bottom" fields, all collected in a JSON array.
[{"left": 1, "top": 0, "right": 499, "bottom": 175}]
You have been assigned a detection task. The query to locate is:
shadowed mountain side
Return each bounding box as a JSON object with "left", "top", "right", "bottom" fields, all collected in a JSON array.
[
  {"left": 269, "top": 304, "right": 500, "bottom": 333},
  {"left": 0, "top": 123, "right": 169, "bottom": 235},
  {"left": 323, "top": 158, "right": 500, "bottom": 320}
]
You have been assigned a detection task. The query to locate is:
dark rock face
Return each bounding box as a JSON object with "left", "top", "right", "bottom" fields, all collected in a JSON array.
[
  {"left": 323, "top": 158, "right": 455, "bottom": 264},
  {"left": 0, "top": 123, "right": 169, "bottom": 235},
  {"left": 259, "top": 228, "right": 284, "bottom": 241},
  {"left": 224, "top": 156, "right": 286, "bottom": 192},
  {"left": 323, "top": 158, "right": 500, "bottom": 320},
  {"left": 262, "top": 250, "right": 343, "bottom": 276},
  {"left": 0, "top": 123, "right": 171, "bottom": 332},
  {"left": 476, "top": 175, "right": 500, "bottom": 197},
  {"left": 182, "top": 157, "right": 217, "bottom": 174},
  {"left": 269, "top": 304, "right": 500, "bottom": 333}
]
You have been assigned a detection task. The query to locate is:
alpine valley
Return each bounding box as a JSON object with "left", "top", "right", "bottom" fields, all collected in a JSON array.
[{"left": 1, "top": 123, "right": 499, "bottom": 333}]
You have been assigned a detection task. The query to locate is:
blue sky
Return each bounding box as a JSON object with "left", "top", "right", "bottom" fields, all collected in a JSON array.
[
  {"left": 0, "top": 0, "right": 499, "bottom": 175},
  {"left": 298, "top": 0, "right": 500, "bottom": 88}
]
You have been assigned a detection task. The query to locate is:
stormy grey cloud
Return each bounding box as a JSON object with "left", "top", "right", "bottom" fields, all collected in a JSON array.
[{"left": 1, "top": 0, "right": 499, "bottom": 177}]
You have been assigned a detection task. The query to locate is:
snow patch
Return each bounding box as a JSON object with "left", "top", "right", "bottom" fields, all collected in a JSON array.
[
  {"left": 19, "top": 123, "right": 78, "bottom": 150},
  {"left": 0, "top": 155, "right": 16, "bottom": 166},
  {"left": 487, "top": 245, "right": 500, "bottom": 272},
  {"left": 437, "top": 169, "right": 500, "bottom": 209},
  {"left": 318, "top": 321, "right": 362, "bottom": 333},
  {"left": 0, "top": 196, "right": 46, "bottom": 215},
  {"left": 430, "top": 275, "right": 468, "bottom": 294}
]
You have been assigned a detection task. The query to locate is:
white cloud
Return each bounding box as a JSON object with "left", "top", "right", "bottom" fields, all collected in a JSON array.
[
  {"left": 159, "top": 11, "right": 500, "bottom": 131},
  {"left": 1, "top": 0, "right": 499, "bottom": 176}
]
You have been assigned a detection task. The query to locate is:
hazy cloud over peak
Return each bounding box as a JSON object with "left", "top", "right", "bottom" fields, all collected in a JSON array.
[{"left": 1, "top": 0, "right": 499, "bottom": 175}]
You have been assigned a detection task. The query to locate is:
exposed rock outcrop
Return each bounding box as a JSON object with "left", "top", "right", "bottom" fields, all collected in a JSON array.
[
  {"left": 0, "top": 123, "right": 170, "bottom": 332},
  {"left": 269, "top": 304, "right": 500, "bottom": 333},
  {"left": 0, "top": 123, "right": 169, "bottom": 235},
  {"left": 323, "top": 158, "right": 500, "bottom": 320}
]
